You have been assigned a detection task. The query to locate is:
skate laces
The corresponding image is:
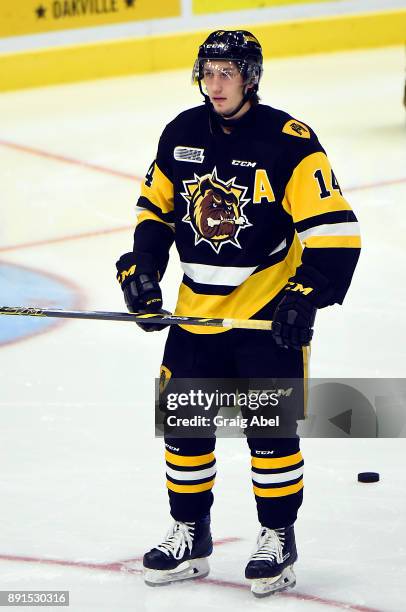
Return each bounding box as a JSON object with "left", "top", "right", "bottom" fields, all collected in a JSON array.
[
  {"left": 156, "top": 521, "right": 195, "bottom": 560},
  {"left": 250, "top": 527, "right": 285, "bottom": 564}
]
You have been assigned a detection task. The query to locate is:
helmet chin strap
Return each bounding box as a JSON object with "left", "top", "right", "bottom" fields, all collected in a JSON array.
[{"left": 199, "top": 80, "right": 255, "bottom": 123}]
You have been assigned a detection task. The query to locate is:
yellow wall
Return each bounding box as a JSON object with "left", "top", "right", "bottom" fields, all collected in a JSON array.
[
  {"left": 0, "top": 0, "right": 181, "bottom": 38},
  {"left": 0, "top": 9, "right": 405, "bottom": 92},
  {"left": 193, "top": 0, "right": 333, "bottom": 14}
]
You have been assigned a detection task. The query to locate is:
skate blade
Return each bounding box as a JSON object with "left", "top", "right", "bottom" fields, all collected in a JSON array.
[
  {"left": 143, "top": 557, "right": 210, "bottom": 586},
  {"left": 250, "top": 565, "right": 296, "bottom": 598}
]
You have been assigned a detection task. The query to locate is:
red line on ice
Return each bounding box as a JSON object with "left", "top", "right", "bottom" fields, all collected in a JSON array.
[
  {"left": 203, "top": 577, "right": 382, "bottom": 611},
  {"left": 0, "top": 139, "right": 142, "bottom": 182},
  {"left": 0, "top": 225, "right": 133, "bottom": 253},
  {"left": 0, "top": 537, "right": 383, "bottom": 612},
  {"left": 0, "top": 538, "right": 239, "bottom": 573},
  {"left": 346, "top": 177, "right": 406, "bottom": 192}
]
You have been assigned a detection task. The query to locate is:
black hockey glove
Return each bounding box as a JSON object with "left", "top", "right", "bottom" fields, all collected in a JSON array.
[
  {"left": 272, "top": 265, "right": 334, "bottom": 350},
  {"left": 116, "top": 251, "right": 169, "bottom": 332}
]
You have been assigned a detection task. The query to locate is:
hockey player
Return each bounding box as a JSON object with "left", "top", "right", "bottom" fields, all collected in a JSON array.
[{"left": 116, "top": 31, "right": 360, "bottom": 597}]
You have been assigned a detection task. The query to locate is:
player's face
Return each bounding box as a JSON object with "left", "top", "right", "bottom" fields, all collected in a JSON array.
[{"left": 203, "top": 60, "right": 246, "bottom": 115}]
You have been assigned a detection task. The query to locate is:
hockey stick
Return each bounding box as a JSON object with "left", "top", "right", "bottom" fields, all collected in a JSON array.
[{"left": 0, "top": 306, "right": 273, "bottom": 331}]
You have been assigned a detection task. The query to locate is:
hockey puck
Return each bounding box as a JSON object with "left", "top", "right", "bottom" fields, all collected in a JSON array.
[{"left": 357, "top": 472, "right": 380, "bottom": 483}]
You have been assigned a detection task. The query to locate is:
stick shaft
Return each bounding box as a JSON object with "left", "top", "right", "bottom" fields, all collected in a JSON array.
[{"left": 0, "top": 306, "right": 273, "bottom": 331}]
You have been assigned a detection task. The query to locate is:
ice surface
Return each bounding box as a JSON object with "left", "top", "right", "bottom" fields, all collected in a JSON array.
[{"left": 0, "top": 47, "right": 405, "bottom": 611}]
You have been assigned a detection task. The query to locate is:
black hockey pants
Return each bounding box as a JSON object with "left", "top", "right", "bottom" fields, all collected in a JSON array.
[{"left": 159, "top": 324, "right": 308, "bottom": 529}]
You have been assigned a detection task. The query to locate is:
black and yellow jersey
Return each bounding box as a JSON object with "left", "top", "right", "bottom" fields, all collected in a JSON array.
[{"left": 132, "top": 103, "right": 360, "bottom": 334}]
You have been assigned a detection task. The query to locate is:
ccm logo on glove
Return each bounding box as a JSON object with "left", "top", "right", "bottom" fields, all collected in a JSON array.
[
  {"left": 284, "top": 281, "right": 314, "bottom": 296},
  {"left": 117, "top": 264, "right": 137, "bottom": 285}
]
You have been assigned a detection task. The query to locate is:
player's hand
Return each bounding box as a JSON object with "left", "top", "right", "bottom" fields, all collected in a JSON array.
[
  {"left": 272, "top": 265, "right": 333, "bottom": 350},
  {"left": 272, "top": 292, "right": 316, "bottom": 350},
  {"left": 122, "top": 274, "right": 169, "bottom": 332},
  {"left": 116, "top": 252, "right": 169, "bottom": 332}
]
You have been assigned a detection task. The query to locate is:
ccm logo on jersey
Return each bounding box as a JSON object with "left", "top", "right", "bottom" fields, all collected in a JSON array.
[
  {"left": 174, "top": 146, "right": 205, "bottom": 163},
  {"left": 232, "top": 159, "right": 257, "bottom": 167}
]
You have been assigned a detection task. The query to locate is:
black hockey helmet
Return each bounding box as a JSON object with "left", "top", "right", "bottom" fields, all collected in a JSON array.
[{"left": 192, "top": 30, "right": 263, "bottom": 91}]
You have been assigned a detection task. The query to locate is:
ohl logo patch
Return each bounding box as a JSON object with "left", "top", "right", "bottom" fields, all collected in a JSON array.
[{"left": 180, "top": 168, "right": 252, "bottom": 252}]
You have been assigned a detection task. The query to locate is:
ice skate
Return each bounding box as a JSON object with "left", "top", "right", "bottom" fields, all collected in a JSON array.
[
  {"left": 245, "top": 525, "right": 297, "bottom": 597},
  {"left": 143, "top": 514, "right": 212, "bottom": 586}
]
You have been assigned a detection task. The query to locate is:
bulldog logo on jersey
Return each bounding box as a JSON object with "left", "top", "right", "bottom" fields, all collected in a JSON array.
[{"left": 181, "top": 168, "right": 251, "bottom": 252}]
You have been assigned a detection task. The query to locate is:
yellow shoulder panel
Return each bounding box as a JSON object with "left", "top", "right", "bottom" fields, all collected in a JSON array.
[
  {"left": 285, "top": 151, "right": 351, "bottom": 223},
  {"left": 282, "top": 120, "right": 311, "bottom": 139},
  {"left": 141, "top": 161, "right": 174, "bottom": 214}
]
